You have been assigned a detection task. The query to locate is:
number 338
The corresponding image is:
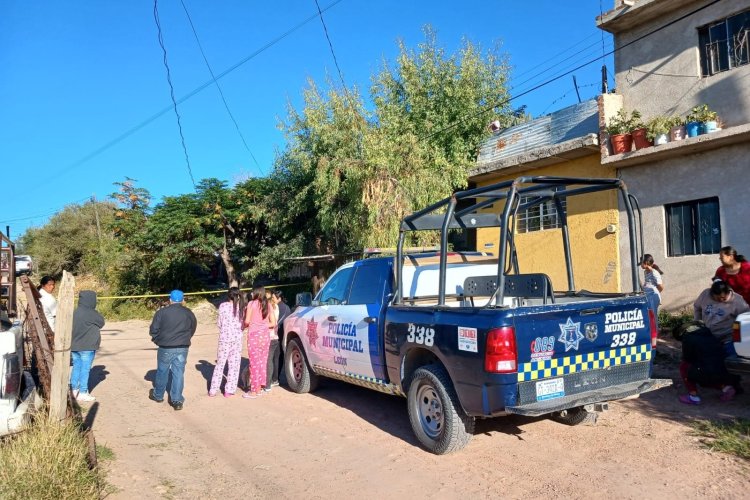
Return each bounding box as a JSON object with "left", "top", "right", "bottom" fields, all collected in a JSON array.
[
  {"left": 610, "top": 331, "right": 636, "bottom": 347},
  {"left": 407, "top": 324, "right": 435, "bottom": 346}
]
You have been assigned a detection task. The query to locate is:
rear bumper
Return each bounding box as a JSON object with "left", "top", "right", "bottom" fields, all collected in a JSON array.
[
  {"left": 504, "top": 378, "right": 672, "bottom": 417},
  {"left": 725, "top": 356, "right": 750, "bottom": 376}
]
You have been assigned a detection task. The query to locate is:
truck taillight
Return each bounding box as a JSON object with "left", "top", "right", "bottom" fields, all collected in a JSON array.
[
  {"left": 733, "top": 322, "right": 741, "bottom": 343},
  {"left": 2, "top": 355, "right": 19, "bottom": 398},
  {"left": 648, "top": 309, "right": 658, "bottom": 349},
  {"left": 485, "top": 327, "right": 517, "bottom": 373}
]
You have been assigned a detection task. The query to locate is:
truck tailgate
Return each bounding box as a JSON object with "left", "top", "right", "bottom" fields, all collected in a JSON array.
[{"left": 506, "top": 296, "right": 671, "bottom": 414}]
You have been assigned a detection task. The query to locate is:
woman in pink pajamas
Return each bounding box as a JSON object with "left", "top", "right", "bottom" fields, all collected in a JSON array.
[
  {"left": 243, "top": 286, "right": 270, "bottom": 399},
  {"left": 209, "top": 287, "right": 246, "bottom": 397}
]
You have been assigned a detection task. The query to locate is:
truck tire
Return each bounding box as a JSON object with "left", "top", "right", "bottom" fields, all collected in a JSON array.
[
  {"left": 407, "top": 364, "right": 475, "bottom": 454},
  {"left": 550, "top": 407, "right": 590, "bottom": 426},
  {"left": 284, "top": 338, "right": 319, "bottom": 394}
]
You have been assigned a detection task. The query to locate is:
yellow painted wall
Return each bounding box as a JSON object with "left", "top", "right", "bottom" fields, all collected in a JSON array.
[{"left": 474, "top": 154, "right": 621, "bottom": 293}]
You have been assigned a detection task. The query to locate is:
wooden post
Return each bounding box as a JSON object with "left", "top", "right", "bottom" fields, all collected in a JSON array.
[{"left": 49, "top": 271, "right": 74, "bottom": 423}]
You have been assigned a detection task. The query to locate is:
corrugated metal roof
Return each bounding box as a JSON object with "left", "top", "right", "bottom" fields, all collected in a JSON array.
[{"left": 477, "top": 99, "right": 599, "bottom": 165}]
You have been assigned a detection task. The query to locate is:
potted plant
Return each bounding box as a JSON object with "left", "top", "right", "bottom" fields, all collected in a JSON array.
[
  {"left": 685, "top": 106, "right": 702, "bottom": 137},
  {"left": 687, "top": 104, "right": 718, "bottom": 136},
  {"left": 646, "top": 116, "right": 671, "bottom": 146},
  {"left": 607, "top": 109, "right": 636, "bottom": 154},
  {"left": 629, "top": 110, "right": 652, "bottom": 150},
  {"left": 668, "top": 115, "right": 686, "bottom": 141}
]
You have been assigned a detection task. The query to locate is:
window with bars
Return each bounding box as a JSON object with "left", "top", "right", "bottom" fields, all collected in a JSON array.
[
  {"left": 516, "top": 188, "right": 566, "bottom": 234},
  {"left": 699, "top": 9, "right": 750, "bottom": 77},
  {"left": 665, "top": 197, "right": 721, "bottom": 256}
]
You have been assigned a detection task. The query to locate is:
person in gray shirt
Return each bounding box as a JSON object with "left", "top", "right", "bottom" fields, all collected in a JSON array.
[{"left": 694, "top": 279, "right": 750, "bottom": 357}]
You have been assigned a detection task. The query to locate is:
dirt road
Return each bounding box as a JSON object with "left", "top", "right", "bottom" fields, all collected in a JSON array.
[{"left": 90, "top": 319, "right": 750, "bottom": 499}]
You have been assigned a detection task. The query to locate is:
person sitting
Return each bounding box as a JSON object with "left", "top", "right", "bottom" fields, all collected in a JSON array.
[
  {"left": 675, "top": 321, "right": 740, "bottom": 405},
  {"left": 693, "top": 279, "right": 750, "bottom": 358}
]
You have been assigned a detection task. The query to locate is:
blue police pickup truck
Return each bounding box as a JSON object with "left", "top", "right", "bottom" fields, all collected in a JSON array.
[{"left": 282, "top": 176, "right": 671, "bottom": 454}]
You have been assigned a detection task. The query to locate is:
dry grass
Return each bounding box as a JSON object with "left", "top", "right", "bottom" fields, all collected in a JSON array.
[
  {"left": 0, "top": 416, "right": 103, "bottom": 499},
  {"left": 691, "top": 419, "right": 750, "bottom": 460}
]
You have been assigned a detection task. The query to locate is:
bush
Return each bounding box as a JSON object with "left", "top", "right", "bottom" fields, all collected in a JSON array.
[
  {"left": 658, "top": 308, "right": 693, "bottom": 333},
  {"left": 96, "top": 298, "right": 160, "bottom": 322},
  {"left": 0, "top": 417, "right": 104, "bottom": 499},
  {"left": 691, "top": 419, "right": 750, "bottom": 460}
]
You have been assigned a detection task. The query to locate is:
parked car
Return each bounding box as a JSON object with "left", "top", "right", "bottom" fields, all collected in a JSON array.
[
  {"left": 726, "top": 312, "right": 750, "bottom": 375},
  {"left": 0, "top": 313, "right": 35, "bottom": 435},
  {"left": 14, "top": 255, "right": 33, "bottom": 276}
]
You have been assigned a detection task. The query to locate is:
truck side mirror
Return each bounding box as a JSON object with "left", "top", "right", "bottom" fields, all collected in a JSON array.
[{"left": 296, "top": 292, "right": 313, "bottom": 307}]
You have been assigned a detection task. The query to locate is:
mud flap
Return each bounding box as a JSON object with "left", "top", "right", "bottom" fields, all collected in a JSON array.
[{"left": 505, "top": 378, "right": 672, "bottom": 417}]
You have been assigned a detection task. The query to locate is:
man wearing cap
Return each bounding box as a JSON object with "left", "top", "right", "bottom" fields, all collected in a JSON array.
[{"left": 148, "top": 290, "right": 197, "bottom": 411}]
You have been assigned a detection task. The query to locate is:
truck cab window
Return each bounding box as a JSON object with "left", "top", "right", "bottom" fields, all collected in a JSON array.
[
  {"left": 317, "top": 267, "right": 354, "bottom": 305},
  {"left": 348, "top": 265, "right": 389, "bottom": 305}
]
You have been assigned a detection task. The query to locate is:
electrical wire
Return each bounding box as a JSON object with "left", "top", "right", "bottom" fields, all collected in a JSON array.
[
  {"left": 43, "top": 0, "right": 347, "bottom": 184},
  {"left": 422, "top": 0, "right": 723, "bottom": 140},
  {"left": 154, "top": 0, "right": 196, "bottom": 188},
  {"left": 180, "top": 0, "right": 262, "bottom": 174},
  {"left": 313, "top": 0, "right": 351, "bottom": 98}
]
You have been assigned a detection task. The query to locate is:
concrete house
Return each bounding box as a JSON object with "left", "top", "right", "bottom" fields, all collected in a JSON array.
[
  {"left": 597, "top": 0, "right": 750, "bottom": 310},
  {"left": 469, "top": 99, "right": 621, "bottom": 293}
]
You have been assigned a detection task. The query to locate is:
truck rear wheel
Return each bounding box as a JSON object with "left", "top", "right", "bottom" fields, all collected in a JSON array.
[
  {"left": 284, "top": 338, "right": 319, "bottom": 393},
  {"left": 407, "top": 364, "right": 474, "bottom": 455},
  {"left": 550, "top": 406, "right": 590, "bottom": 426}
]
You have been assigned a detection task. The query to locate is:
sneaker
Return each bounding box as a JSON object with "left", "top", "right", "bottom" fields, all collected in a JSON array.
[
  {"left": 271, "top": 381, "right": 280, "bottom": 387},
  {"left": 242, "top": 392, "right": 258, "bottom": 399},
  {"left": 148, "top": 389, "right": 164, "bottom": 403},
  {"left": 208, "top": 391, "right": 218, "bottom": 398},
  {"left": 71, "top": 389, "right": 79, "bottom": 399},
  {"left": 679, "top": 394, "right": 701, "bottom": 405},
  {"left": 224, "top": 392, "right": 235, "bottom": 398},
  {"left": 262, "top": 387, "right": 271, "bottom": 394},
  {"left": 170, "top": 401, "right": 183, "bottom": 411},
  {"left": 76, "top": 392, "right": 96, "bottom": 402},
  {"left": 720, "top": 386, "right": 736, "bottom": 402}
]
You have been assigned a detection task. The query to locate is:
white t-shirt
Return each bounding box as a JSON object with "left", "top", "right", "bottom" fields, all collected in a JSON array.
[
  {"left": 39, "top": 288, "right": 57, "bottom": 330},
  {"left": 643, "top": 269, "right": 663, "bottom": 304}
]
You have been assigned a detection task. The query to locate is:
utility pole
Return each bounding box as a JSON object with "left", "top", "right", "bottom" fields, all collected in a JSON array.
[{"left": 91, "top": 195, "right": 103, "bottom": 245}]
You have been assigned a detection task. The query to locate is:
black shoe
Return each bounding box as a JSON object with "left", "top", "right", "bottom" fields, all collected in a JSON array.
[
  {"left": 149, "top": 389, "right": 164, "bottom": 403},
  {"left": 170, "top": 401, "right": 183, "bottom": 411}
]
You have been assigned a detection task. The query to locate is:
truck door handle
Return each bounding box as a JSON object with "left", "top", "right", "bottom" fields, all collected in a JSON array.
[
  {"left": 327, "top": 315, "right": 338, "bottom": 322},
  {"left": 581, "top": 307, "right": 604, "bottom": 316},
  {"left": 364, "top": 316, "right": 377, "bottom": 324}
]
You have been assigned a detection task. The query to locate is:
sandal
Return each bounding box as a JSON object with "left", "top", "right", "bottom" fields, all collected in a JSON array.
[
  {"left": 224, "top": 392, "right": 235, "bottom": 398},
  {"left": 208, "top": 391, "right": 218, "bottom": 397},
  {"left": 243, "top": 392, "right": 258, "bottom": 399}
]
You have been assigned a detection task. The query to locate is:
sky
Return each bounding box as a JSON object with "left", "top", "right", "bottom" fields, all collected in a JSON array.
[{"left": 0, "top": 0, "right": 615, "bottom": 242}]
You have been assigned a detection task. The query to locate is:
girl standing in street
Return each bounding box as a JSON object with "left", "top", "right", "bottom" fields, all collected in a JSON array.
[
  {"left": 714, "top": 246, "right": 750, "bottom": 305},
  {"left": 209, "top": 287, "right": 245, "bottom": 397},
  {"left": 243, "top": 286, "right": 270, "bottom": 399},
  {"left": 641, "top": 254, "right": 664, "bottom": 322}
]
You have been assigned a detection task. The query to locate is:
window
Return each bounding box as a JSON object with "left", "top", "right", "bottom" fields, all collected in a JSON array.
[
  {"left": 516, "top": 188, "right": 566, "bottom": 234},
  {"left": 316, "top": 267, "right": 354, "bottom": 305},
  {"left": 699, "top": 9, "right": 750, "bottom": 76},
  {"left": 665, "top": 197, "right": 721, "bottom": 256},
  {"left": 347, "top": 264, "right": 389, "bottom": 305}
]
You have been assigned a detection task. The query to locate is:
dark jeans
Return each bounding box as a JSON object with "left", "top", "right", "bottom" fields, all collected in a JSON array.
[
  {"left": 267, "top": 340, "right": 280, "bottom": 385},
  {"left": 153, "top": 347, "right": 189, "bottom": 403}
]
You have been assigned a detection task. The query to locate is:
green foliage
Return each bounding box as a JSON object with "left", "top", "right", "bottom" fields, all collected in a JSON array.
[
  {"left": 687, "top": 104, "right": 718, "bottom": 123},
  {"left": 606, "top": 109, "right": 642, "bottom": 135},
  {"left": 645, "top": 115, "right": 671, "bottom": 141},
  {"left": 691, "top": 419, "right": 750, "bottom": 460},
  {"left": 19, "top": 201, "right": 116, "bottom": 279},
  {"left": 96, "top": 298, "right": 159, "bottom": 321},
  {"left": 0, "top": 417, "right": 104, "bottom": 499},
  {"left": 658, "top": 308, "right": 693, "bottom": 333}
]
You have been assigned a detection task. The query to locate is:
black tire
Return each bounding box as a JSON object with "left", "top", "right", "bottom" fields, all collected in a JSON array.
[
  {"left": 550, "top": 406, "right": 590, "bottom": 426},
  {"left": 407, "top": 364, "right": 475, "bottom": 455},
  {"left": 284, "top": 338, "right": 319, "bottom": 393}
]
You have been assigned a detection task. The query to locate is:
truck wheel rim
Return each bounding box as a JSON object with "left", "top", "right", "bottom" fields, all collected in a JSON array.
[
  {"left": 416, "top": 384, "right": 443, "bottom": 439},
  {"left": 291, "top": 347, "right": 303, "bottom": 382}
]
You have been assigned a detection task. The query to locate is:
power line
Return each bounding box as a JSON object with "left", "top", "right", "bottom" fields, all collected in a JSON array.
[
  {"left": 42, "top": 0, "right": 347, "bottom": 185},
  {"left": 313, "top": 0, "right": 350, "bottom": 96},
  {"left": 154, "top": 0, "right": 196, "bottom": 188},
  {"left": 180, "top": 0, "right": 262, "bottom": 175},
  {"left": 423, "top": 0, "right": 722, "bottom": 141}
]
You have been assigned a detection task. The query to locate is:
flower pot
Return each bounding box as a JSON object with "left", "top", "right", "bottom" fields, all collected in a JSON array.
[
  {"left": 686, "top": 121, "right": 701, "bottom": 137},
  {"left": 631, "top": 128, "right": 653, "bottom": 150},
  {"left": 610, "top": 133, "right": 633, "bottom": 154},
  {"left": 704, "top": 120, "right": 719, "bottom": 133},
  {"left": 670, "top": 125, "right": 686, "bottom": 141},
  {"left": 654, "top": 133, "right": 669, "bottom": 146}
]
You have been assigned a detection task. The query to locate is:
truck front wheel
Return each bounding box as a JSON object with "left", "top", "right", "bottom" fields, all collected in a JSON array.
[
  {"left": 407, "top": 365, "right": 475, "bottom": 454},
  {"left": 284, "top": 338, "right": 319, "bottom": 393}
]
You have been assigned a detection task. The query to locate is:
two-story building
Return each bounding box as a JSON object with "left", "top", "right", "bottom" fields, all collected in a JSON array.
[{"left": 598, "top": 0, "right": 750, "bottom": 310}]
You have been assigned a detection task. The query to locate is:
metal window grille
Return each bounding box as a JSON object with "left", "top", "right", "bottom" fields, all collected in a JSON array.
[
  {"left": 517, "top": 190, "right": 566, "bottom": 234},
  {"left": 699, "top": 9, "right": 750, "bottom": 77}
]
